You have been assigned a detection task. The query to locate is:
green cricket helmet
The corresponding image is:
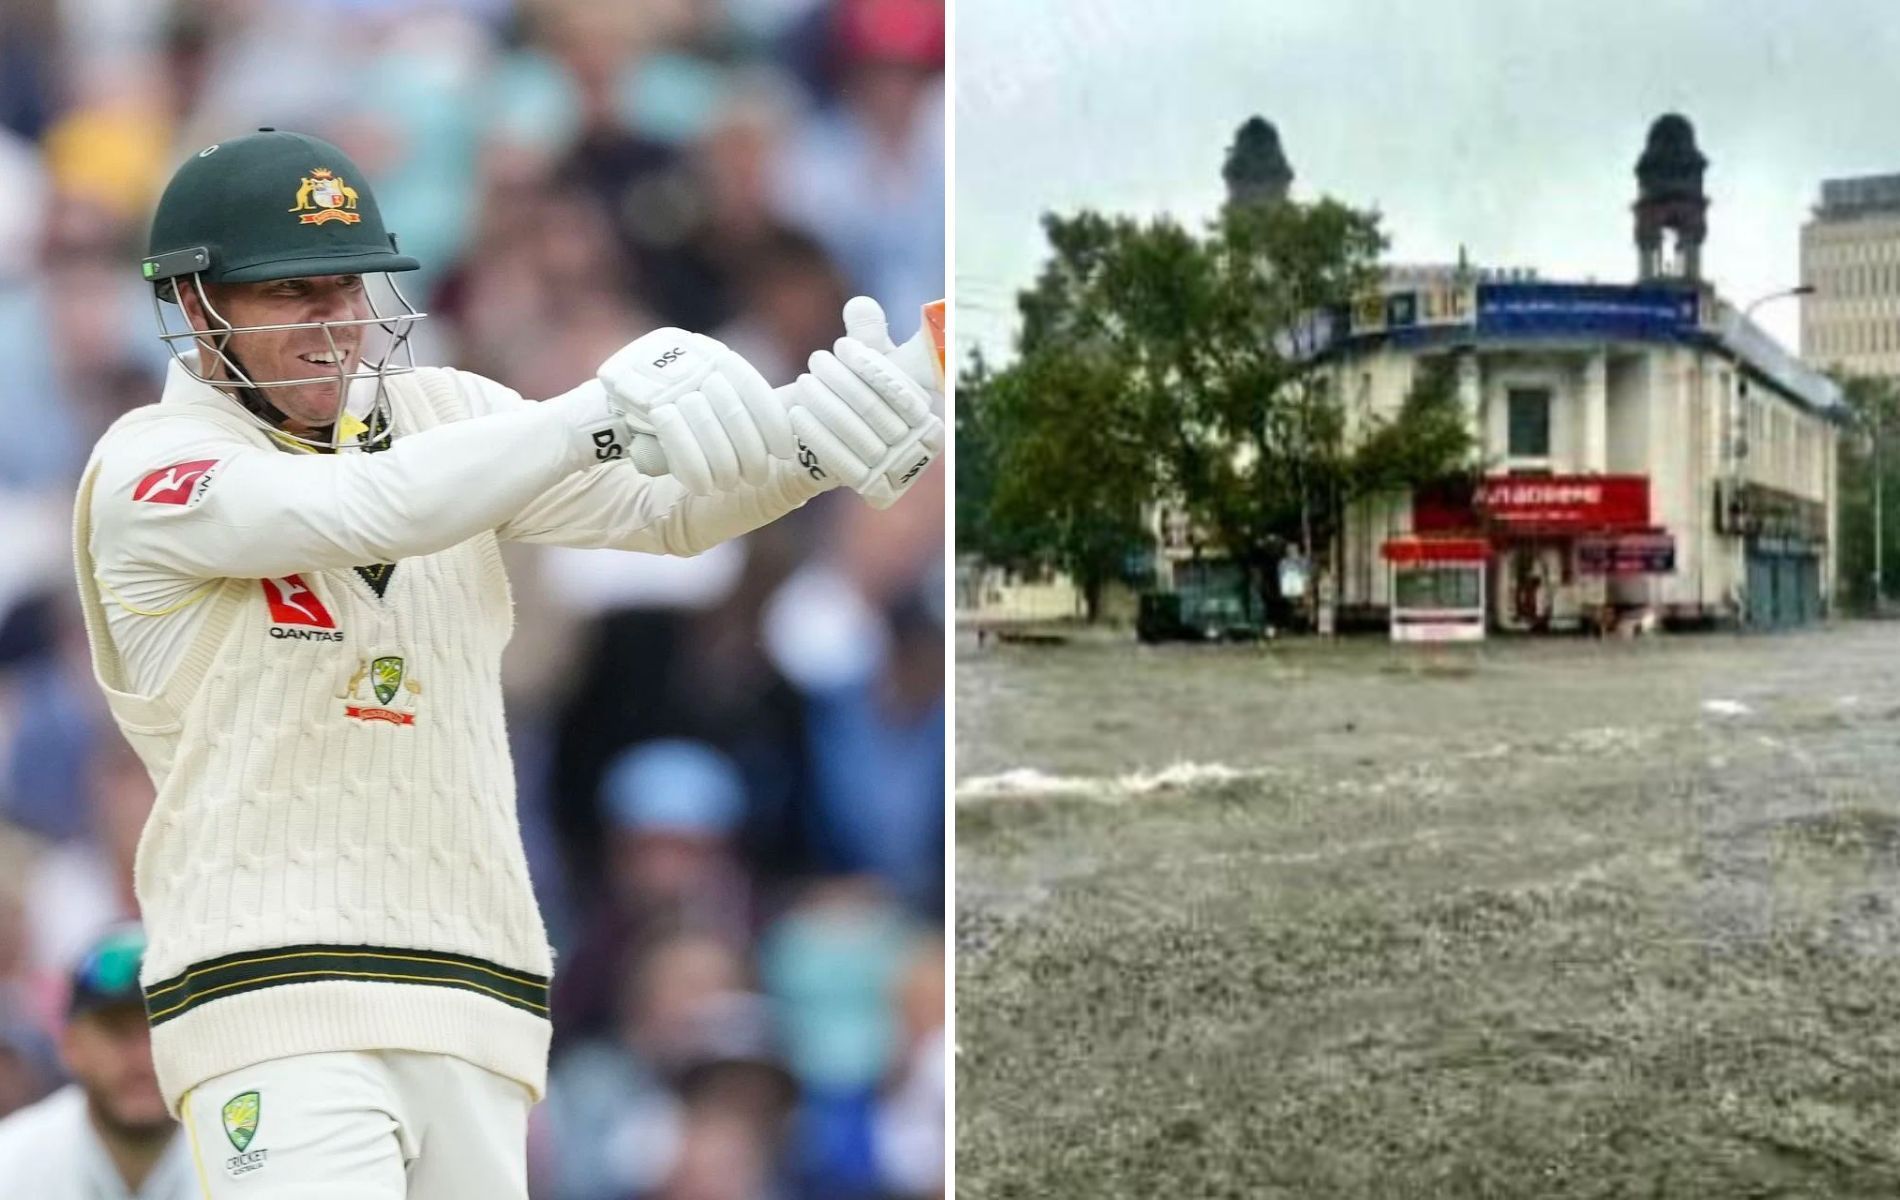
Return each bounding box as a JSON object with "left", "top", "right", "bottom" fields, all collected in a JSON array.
[{"left": 144, "top": 128, "right": 426, "bottom": 451}]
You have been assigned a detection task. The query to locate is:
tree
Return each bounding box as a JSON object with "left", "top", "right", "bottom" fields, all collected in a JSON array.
[
  {"left": 1347, "top": 355, "right": 1478, "bottom": 503},
  {"left": 978, "top": 348, "right": 1156, "bottom": 622},
  {"left": 1833, "top": 371, "right": 1900, "bottom": 613},
  {"left": 986, "top": 183, "right": 1472, "bottom": 627},
  {"left": 1012, "top": 200, "right": 1390, "bottom": 616},
  {"left": 954, "top": 352, "right": 1004, "bottom": 558}
]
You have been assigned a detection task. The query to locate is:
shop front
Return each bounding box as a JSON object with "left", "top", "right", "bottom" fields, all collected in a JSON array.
[
  {"left": 1717, "top": 480, "right": 1828, "bottom": 628},
  {"left": 1390, "top": 474, "right": 1676, "bottom": 634},
  {"left": 1478, "top": 475, "right": 1674, "bottom": 632},
  {"left": 1381, "top": 535, "right": 1488, "bottom": 642}
]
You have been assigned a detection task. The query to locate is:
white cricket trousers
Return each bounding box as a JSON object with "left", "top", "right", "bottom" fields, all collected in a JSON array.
[{"left": 175, "top": 1050, "right": 531, "bottom": 1199}]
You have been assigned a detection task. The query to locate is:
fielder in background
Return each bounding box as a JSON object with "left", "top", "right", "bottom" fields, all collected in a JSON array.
[
  {"left": 0, "top": 925, "right": 194, "bottom": 1199},
  {"left": 73, "top": 128, "right": 942, "bottom": 1198}
]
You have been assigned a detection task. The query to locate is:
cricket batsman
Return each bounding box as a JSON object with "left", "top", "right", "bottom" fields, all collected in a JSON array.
[{"left": 72, "top": 129, "right": 943, "bottom": 1196}]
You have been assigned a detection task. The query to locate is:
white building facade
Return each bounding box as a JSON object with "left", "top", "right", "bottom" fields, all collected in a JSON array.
[{"left": 1329, "top": 273, "right": 1842, "bottom": 632}]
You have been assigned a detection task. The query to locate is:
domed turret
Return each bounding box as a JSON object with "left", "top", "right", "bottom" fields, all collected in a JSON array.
[
  {"left": 1223, "top": 116, "right": 1294, "bottom": 208},
  {"left": 1636, "top": 113, "right": 1708, "bottom": 202},
  {"left": 1633, "top": 113, "right": 1710, "bottom": 281}
]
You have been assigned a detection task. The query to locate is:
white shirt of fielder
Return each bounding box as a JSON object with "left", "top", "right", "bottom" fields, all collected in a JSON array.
[{"left": 0, "top": 1085, "right": 194, "bottom": 1200}]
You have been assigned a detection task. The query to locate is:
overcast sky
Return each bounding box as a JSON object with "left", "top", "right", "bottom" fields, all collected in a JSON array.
[{"left": 955, "top": 0, "right": 1900, "bottom": 363}]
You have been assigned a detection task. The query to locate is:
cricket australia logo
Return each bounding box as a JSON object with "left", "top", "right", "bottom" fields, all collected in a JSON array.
[
  {"left": 342, "top": 655, "right": 422, "bottom": 725},
  {"left": 221, "top": 1090, "right": 269, "bottom": 1176},
  {"left": 222, "top": 1091, "right": 258, "bottom": 1150}
]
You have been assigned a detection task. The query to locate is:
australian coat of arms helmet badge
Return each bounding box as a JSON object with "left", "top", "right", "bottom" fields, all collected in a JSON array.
[{"left": 289, "top": 168, "right": 361, "bottom": 225}]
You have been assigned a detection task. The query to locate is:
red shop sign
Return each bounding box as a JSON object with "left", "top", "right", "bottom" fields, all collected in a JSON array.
[
  {"left": 1477, "top": 474, "right": 1649, "bottom": 530},
  {"left": 1381, "top": 536, "right": 1490, "bottom": 564}
]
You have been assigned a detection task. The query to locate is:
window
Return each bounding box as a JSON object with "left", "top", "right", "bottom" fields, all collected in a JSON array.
[
  {"left": 1507, "top": 388, "right": 1551, "bottom": 458},
  {"left": 1774, "top": 411, "right": 1786, "bottom": 484},
  {"left": 1395, "top": 566, "right": 1482, "bottom": 611}
]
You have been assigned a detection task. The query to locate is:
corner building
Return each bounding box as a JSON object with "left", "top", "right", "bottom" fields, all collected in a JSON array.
[{"left": 1331, "top": 116, "right": 1842, "bottom": 632}]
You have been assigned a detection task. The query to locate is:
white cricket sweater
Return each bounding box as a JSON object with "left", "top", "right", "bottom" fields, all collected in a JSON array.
[{"left": 75, "top": 360, "right": 830, "bottom": 1112}]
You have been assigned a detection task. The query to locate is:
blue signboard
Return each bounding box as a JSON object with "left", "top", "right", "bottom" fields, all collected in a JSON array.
[{"left": 1476, "top": 283, "right": 1698, "bottom": 340}]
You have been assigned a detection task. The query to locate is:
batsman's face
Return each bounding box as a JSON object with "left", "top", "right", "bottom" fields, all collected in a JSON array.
[
  {"left": 60, "top": 1005, "right": 171, "bottom": 1136},
  {"left": 183, "top": 275, "right": 372, "bottom": 431}
]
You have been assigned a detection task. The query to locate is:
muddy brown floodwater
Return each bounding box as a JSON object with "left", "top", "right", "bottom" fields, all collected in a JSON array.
[{"left": 957, "top": 623, "right": 1900, "bottom": 1198}]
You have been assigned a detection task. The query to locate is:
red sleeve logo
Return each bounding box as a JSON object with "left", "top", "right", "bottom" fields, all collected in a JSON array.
[
  {"left": 133, "top": 460, "right": 220, "bottom": 505},
  {"left": 261, "top": 575, "right": 336, "bottom": 628}
]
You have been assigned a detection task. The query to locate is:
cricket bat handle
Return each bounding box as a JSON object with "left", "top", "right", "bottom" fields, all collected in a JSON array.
[{"left": 627, "top": 299, "right": 945, "bottom": 478}]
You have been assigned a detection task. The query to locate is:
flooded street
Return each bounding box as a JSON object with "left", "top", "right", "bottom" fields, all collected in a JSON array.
[{"left": 957, "top": 623, "right": 1900, "bottom": 1197}]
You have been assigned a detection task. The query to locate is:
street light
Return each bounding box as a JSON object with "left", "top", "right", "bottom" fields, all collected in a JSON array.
[
  {"left": 1866, "top": 378, "right": 1891, "bottom": 613},
  {"left": 1741, "top": 283, "right": 1816, "bottom": 324}
]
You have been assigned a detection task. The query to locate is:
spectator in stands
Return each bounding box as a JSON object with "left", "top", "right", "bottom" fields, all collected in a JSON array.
[
  {"left": 0, "top": 924, "right": 192, "bottom": 1198},
  {"left": 760, "top": 879, "right": 922, "bottom": 1199},
  {"left": 773, "top": 0, "right": 944, "bottom": 315},
  {"left": 536, "top": 925, "right": 750, "bottom": 1200}
]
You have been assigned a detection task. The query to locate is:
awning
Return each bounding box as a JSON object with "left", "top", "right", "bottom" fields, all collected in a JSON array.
[{"left": 1382, "top": 536, "right": 1490, "bottom": 565}]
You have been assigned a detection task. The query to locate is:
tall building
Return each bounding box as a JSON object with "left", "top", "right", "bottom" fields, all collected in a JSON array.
[
  {"left": 1801, "top": 174, "right": 1900, "bottom": 376},
  {"left": 1328, "top": 115, "right": 1841, "bottom": 632}
]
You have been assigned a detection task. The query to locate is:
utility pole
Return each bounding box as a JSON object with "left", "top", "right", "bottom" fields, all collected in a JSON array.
[{"left": 1876, "top": 388, "right": 1886, "bottom": 612}]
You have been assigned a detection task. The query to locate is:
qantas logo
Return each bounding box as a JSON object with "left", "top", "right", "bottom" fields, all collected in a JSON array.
[
  {"left": 133, "top": 460, "right": 220, "bottom": 505},
  {"left": 261, "top": 575, "right": 338, "bottom": 631}
]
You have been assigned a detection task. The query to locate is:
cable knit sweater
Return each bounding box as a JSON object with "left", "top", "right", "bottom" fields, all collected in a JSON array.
[{"left": 73, "top": 361, "right": 828, "bottom": 1111}]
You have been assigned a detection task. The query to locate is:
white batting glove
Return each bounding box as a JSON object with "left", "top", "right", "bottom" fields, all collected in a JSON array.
[
  {"left": 596, "top": 329, "right": 794, "bottom": 494},
  {"left": 787, "top": 299, "right": 945, "bottom": 509}
]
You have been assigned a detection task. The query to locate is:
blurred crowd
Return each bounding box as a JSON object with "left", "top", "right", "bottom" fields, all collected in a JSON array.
[{"left": 0, "top": 0, "right": 945, "bottom": 1197}]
